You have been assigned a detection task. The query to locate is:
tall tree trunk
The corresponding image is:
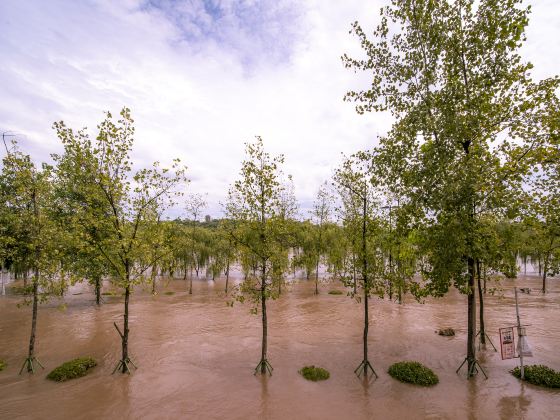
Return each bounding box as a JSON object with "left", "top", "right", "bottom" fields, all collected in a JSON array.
[
  {"left": 467, "top": 256, "right": 476, "bottom": 376},
  {"left": 476, "top": 260, "right": 485, "bottom": 345},
  {"left": 151, "top": 264, "right": 157, "bottom": 294},
  {"left": 260, "top": 261, "right": 268, "bottom": 374},
  {"left": 542, "top": 252, "right": 549, "bottom": 294},
  {"left": 121, "top": 283, "right": 130, "bottom": 373},
  {"left": 189, "top": 267, "right": 193, "bottom": 295},
  {"left": 361, "top": 196, "right": 370, "bottom": 374},
  {"left": 26, "top": 267, "right": 39, "bottom": 371},
  {"left": 363, "top": 289, "right": 369, "bottom": 373},
  {"left": 95, "top": 275, "right": 101, "bottom": 305}
]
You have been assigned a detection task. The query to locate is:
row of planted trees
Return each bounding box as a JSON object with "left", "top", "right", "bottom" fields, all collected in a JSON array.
[
  {"left": 2, "top": 0, "right": 559, "bottom": 380},
  {"left": 2, "top": 121, "right": 554, "bottom": 379}
]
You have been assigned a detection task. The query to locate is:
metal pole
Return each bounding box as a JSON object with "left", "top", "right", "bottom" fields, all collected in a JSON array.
[{"left": 514, "top": 287, "right": 524, "bottom": 380}]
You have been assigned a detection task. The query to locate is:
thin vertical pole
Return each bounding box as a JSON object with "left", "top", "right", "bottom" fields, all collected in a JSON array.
[{"left": 514, "top": 287, "right": 524, "bottom": 380}]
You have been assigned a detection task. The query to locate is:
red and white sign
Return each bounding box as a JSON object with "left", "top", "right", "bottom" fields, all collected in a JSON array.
[{"left": 499, "top": 327, "right": 515, "bottom": 360}]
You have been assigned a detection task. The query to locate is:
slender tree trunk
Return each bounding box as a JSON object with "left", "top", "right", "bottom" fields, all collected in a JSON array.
[
  {"left": 122, "top": 283, "right": 130, "bottom": 373},
  {"left": 362, "top": 196, "right": 370, "bottom": 374},
  {"left": 467, "top": 256, "right": 476, "bottom": 376},
  {"left": 59, "top": 274, "right": 66, "bottom": 297},
  {"left": 95, "top": 275, "right": 101, "bottom": 305},
  {"left": 189, "top": 267, "right": 193, "bottom": 295},
  {"left": 151, "top": 264, "right": 157, "bottom": 294},
  {"left": 225, "top": 259, "right": 230, "bottom": 294},
  {"left": 542, "top": 253, "right": 549, "bottom": 294},
  {"left": 363, "top": 289, "right": 369, "bottom": 373},
  {"left": 476, "top": 260, "right": 485, "bottom": 345},
  {"left": 23, "top": 270, "right": 28, "bottom": 288},
  {"left": 26, "top": 267, "right": 39, "bottom": 370},
  {"left": 260, "top": 261, "right": 268, "bottom": 374}
]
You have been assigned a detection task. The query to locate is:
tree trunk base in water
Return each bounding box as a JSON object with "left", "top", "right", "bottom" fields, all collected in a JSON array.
[
  {"left": 254, "top": 359, "right": 273, "bottom": 376},
  {"left": 354, "top": 360, "right": 378, "bottom": 378},
  {"left": 456, "top": 357, "right": 488, "bottom": 379},
  {"left": 19, "top": 356, "right": 44, "bottom": 374},
  {"left": 476, "top": 330, "right": 497, "bottom": 352},
  {"left": 112, "top": 357, "right": 137, "bottom": 375}
]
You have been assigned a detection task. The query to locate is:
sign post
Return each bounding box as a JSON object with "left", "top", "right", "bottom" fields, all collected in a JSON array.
[{"left": 499, "top": 327, "right": 515, "bottom": 360}]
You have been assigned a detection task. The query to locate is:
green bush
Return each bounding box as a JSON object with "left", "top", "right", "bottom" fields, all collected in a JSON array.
[
  {"left": 328, "top": 290, "right": 343, "bottom": 295},
  {"left": 0, "top": 359, "right": 6, "bottom": 371},
  {"left": 511, "top": 365, "right": 560, "bottom": 388},
  {"left": 46, "top": 357, "right": 97, "bottom": 382},
  {"left": 299, "top": 365, "right": 330, "bottom": 381},
  {"left": 164, "top": 291, "right": 175, "bottom": 296},
  {"left": 388, "top": 361, "right": 439, "bottom": 386}
]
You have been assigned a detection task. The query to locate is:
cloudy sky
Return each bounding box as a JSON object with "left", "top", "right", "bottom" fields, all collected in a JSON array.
[{"left": 1, "top": 0, "right": 559, "bottom": 218}]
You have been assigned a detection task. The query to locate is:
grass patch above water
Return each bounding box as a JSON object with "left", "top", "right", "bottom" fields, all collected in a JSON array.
[
  {"left": 0, "top": 359, "right": 6, "bottom": 371},
  {"left": 511, "top": 365, "right": 560, "bottom": 388},
  {"left": 388, "top": 361, "right": 439, "bottom": 386},
  {"left": 299, "top": 365, "right": 330, "bottom": 381},
  {"left": 46, "top": 357, "right": 97, "bottom": 382},
  {"left": 101, "top": 291, "right": 116, "bottom": 296},
  {"left": 328, "top": 290, "right": 343, "bottom": 295}
]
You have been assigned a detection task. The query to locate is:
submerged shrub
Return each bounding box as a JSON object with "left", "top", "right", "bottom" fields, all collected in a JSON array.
[
  {"left": 47, "top": 357, "right": 97, "bottom": 382},
  {"left": 388, "top": 361, "right": 439, "bottom": 386},
  {"left": 299, "top": 365, "right": 330, "bottom": 381},
  {"left": 0, "top": 359, "right": 6, "bottom": 371},
  {"left": 511, "top": 365, "right": 560, "bottom": 388},
  {"left": 328, "top": 290, "right": 343, "bottom": 295}
]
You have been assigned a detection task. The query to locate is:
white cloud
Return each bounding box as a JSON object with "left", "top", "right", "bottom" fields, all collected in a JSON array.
[{"left": 0, "top": 0, "right": 558, "bottom": 218}]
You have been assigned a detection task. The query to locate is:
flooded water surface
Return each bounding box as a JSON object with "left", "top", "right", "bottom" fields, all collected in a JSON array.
[{"left": 0, "top": 274, "right": 559, "bottom": 419}]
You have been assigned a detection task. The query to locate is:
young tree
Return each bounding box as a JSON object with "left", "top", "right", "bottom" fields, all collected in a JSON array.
[
  {"left": 310, "top": 182, "right": 333, "bottom": 294},
  {"left": 334, "top": 153, "right": 385, "bottom": 378},
  {"left": 1, "top": 144, "right": 60, "bottom": 373},
  {"left": 225, "top": 137, "right": 291, "bottom": 375},
  {"left": 53, "top": 108, "right": 186, "bottom": 373},
  {"left": 343, "top": 0, "right": 559, "bottom": 377},
  {"left": 185, "top": 193, "right": 207, "bottom": 294}
]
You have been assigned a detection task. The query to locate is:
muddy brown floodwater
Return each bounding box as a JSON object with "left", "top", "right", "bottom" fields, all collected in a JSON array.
[{"left": 0, "top": 274, "right": 559, "bottom": 420}]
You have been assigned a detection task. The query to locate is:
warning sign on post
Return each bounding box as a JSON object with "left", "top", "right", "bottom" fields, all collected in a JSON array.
[{"left": 500, "top": 327, "right": 515, "bottom": 360}]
